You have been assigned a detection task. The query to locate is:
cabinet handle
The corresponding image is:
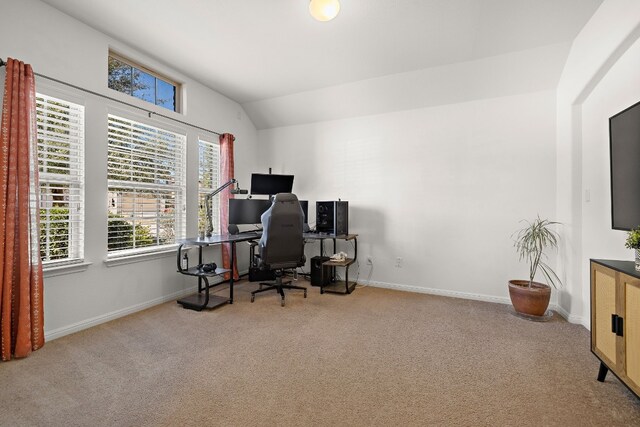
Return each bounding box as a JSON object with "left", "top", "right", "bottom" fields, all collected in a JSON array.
[
  {"left": 616, "top": 316, "right": 624, "bottom": 337},
  {"left": 612, "top": 314, "right": 618, "bottom": 333}
]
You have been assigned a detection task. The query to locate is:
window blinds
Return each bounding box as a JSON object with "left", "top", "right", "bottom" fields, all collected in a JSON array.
[
  {"left": 36, "top": 93, "right": 85, "bottom": 264},
  {"left": 107, "top": 114, "right": 186, "bottom": 255},
  {"left": 198, "top": 138, "right": 221, "bottom": 234}
]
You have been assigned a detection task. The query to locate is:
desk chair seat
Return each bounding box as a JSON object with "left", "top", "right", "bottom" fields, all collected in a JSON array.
[{"left": 250, "top": 193, "right": 307, "bottom": 306}]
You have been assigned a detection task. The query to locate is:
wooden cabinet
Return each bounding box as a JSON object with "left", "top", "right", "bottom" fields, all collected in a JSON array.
[{"left": 591, "top": 260, "right": 640, "bottom": 398}]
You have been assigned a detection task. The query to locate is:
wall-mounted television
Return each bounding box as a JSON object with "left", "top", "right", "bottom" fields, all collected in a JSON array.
[
  {"left": 610, "top": 100, "right": 640, "bottom": 230},
  {"left": 250, "top": 173, "right": 294, "bottom": 195}
]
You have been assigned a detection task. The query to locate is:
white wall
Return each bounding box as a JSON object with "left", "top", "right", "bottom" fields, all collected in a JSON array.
[
  {"left": 244, "top": 43, "right": 569, "bottom": 130},
  {"left": 0, "top": 0, "right": 259, "bottom": 339},
  {"left": 259, "top": 90, "right": 557, "bottom": 303},
  {"left": 555, "top": 0, "right": 640, "bottom": 326}
]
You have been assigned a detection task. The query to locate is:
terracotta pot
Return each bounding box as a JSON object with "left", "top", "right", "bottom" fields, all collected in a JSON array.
[{"left": 508, "top": 280, "right": 551, "bottom": 317}]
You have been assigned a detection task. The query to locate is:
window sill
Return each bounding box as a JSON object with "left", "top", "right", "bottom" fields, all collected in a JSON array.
[
  {"left": 43, "top": 261, "right": 92, "bottom": 278},
  {"left": 104, "top": 247, "right": 178, "bottom": 267}
]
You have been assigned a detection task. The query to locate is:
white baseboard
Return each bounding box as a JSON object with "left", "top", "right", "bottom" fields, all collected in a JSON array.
[
  {"left": 360, "top": 279, "right": 512, "bottom": 305},
  {"left": 360, "top": 279, "right": 587, "bottom": 326},
  {"left": 44, "top": 269, "right": 255, "bottom": 342},
  {"left": 44, "top": 287, "right": 195, "bottom": 341},
  {"left": 553, "top": 304, "right": 589, "bottom": 328}
]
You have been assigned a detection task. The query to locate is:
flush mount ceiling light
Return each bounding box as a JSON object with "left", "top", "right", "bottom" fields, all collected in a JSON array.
[{"left": 309, "top": 0, "right": 340, "bottom": 22}]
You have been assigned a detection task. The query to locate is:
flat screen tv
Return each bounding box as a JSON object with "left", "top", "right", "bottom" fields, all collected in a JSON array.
[
  {"left": 610, "top": 100, "right": 640, "bottom": 230},
  {"left": 250, "top": 173, "right": 294, "bottom": 195}
]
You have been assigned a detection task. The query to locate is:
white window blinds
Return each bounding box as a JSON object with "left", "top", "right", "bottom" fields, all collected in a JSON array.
[
  {"left": 198, "top": 138, "right": 221, "bottom": 234},
  {"left": 107, "top": 114, "right": 186, "bottom": 255},
  {"left": 36, "top": 93, "right": 85, "bottom": 264}
]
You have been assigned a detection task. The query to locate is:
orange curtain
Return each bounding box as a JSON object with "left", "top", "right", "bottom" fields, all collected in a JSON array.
[
  {"left": 219, "top": 132, "right": 239, "bottom": 280},
  {"left": 0, "top": 58, "right": 45, "bottom": 361}
]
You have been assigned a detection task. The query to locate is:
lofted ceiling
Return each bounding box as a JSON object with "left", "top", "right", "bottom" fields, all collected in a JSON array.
[{"left": 41, "top": 0, "right": 602, "bottom": 127}]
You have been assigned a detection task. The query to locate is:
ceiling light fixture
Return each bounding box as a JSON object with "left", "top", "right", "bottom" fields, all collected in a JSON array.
[{"left": 309, "top": 0, "right": 340, "bottom": 22}]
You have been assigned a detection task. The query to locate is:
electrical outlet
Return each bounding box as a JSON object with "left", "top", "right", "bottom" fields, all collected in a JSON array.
[
  {"left": 395, "top": 257, "right": 403, "bottom": 268},
  {"left": 366, "top": 256, "right": 373, "bottom": 265}
]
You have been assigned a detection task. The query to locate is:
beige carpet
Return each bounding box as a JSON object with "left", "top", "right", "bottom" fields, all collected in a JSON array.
[{"left": 1, "top": 280, "right": 639, "bottom": 426}]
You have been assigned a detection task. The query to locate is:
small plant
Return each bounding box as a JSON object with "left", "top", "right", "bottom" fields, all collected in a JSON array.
[
  {"left": 513, "top": 216, "right": 562, "bottom": 289},
  {"left": 625, "top": 226, "right": 640, "bottom": 250}
]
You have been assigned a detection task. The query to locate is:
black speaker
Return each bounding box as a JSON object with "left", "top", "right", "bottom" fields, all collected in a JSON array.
[
  {"left": 316, "top": 201, "right": 348, "bottom": 235},
  {"left": 310, "top": 256, "right": 331, "bottom": 286}
]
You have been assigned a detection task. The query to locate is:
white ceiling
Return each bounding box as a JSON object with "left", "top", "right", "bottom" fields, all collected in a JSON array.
[{"left": 41, "top": 0, "right": 602, "bottom": 106}]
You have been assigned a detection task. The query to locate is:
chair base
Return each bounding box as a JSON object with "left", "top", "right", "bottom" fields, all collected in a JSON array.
[{"left": 251, "top": 276, "right": 307, "bottom": 306}]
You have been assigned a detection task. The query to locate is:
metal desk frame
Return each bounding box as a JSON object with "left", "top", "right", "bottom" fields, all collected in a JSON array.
[{"left": 176, "top": 232, "right": 261, "bottom": 311}]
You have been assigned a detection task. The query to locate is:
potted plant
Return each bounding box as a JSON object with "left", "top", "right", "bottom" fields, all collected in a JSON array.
[
  {"left": 509, "top": 217, "right": 562, "bottom": 317},
  {"left": 624, "top": 226, "right": 640, "bottom": 271}
]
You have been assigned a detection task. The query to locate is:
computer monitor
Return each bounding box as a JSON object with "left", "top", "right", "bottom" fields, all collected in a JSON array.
[
  {"left": 250, "top": 173, "right": 294, "bottom": 195},
  {"left": 229, "top": 199, "right": 272, "bottom": 225},
  {"left": 229, "top": 199, "right": 308, "bottom": 226}
]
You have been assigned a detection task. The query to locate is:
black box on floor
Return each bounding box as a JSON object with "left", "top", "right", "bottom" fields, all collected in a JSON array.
[
  {"left": 310, "top": 256, "right": 331, "bottom": 286},
  {"left": 249, "top": 267, "right": 276, "bottom": 282}
]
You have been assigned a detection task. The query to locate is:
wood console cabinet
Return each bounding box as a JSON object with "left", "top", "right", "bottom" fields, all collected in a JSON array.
[{"left": 591, "top": 259, "right": 640, "bottom": 398}]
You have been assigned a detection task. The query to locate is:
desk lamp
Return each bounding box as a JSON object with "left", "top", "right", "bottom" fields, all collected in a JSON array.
[{"left": 205, "top": 179, "right": 248, "bottom": 237}]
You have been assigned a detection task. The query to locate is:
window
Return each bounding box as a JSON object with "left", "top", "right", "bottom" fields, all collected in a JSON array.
[
  {"left": 36, "top": 94, "right": 85, "bottom": 264},
  {"left": 108, "top": 53, "right": 178, "bottom": 112},
  {"left": 107, "top": 114, "right": 186, "bottom": 256},
  {"left": 198, "top": 139, "right": 221, "bottom": 234}
]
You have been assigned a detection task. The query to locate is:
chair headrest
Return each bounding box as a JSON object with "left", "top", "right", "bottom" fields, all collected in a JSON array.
[{"left": 273, "top": 193, "right": 298, "bottom": 203}]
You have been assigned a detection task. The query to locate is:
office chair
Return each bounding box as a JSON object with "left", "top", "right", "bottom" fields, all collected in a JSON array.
[{"left": 250, "top": 193, "right": 307, "bottom": 306}]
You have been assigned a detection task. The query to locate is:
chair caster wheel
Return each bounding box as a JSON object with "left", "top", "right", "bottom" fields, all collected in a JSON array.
[
  {"left": 304, "top": 290, "right": 307, "bottom": 298},
  {"left": 281, "top": 299, "right": 285, "bottom": 307},
  {"left": 251, "top": 295, "right": 255, "bottom": 303}
]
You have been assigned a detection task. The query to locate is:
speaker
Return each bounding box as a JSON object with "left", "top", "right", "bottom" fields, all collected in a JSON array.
[
  {"left": 310, "top": 256, "right": 331, "bottom": 286},
  {"left": 316, "top": 201, "right": 348, "bottom": 235}
]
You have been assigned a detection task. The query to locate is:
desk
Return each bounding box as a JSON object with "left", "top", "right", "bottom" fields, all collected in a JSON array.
[
  {"left": 176, "top": 231, "right": 358, "bottom": 310},
  {"left": 177, "top": 232, "right": 260, "bottom": 311}
]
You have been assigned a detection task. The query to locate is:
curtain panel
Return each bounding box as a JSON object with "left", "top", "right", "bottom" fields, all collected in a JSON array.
[
  {"left": 0, "top": 58, "right": 45, "bottom": 360},
  {"left": 219, "top": 132, "right": 239, "bottom": 280}
]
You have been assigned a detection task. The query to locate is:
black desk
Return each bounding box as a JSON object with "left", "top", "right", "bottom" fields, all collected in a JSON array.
[
  {"left": 177, "top": 232, "right": 260, "bottom": 311},
  {"left": 176, "top": 231, "right": 359, "bottom": 310}
]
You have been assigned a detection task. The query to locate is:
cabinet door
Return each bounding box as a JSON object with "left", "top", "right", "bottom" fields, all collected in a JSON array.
[
  {"left": 623, "top": 274, "right": 640, "bottom": 394},
  {"left": 592, "top": 263, "right": 618, "bottom": 367}
]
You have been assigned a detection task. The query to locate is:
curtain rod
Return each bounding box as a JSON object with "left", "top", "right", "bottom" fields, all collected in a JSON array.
[{"left": 0, "top": 57, "right": 222, "bottom": 137}]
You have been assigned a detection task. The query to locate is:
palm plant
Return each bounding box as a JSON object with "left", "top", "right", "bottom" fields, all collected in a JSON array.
[{"left": 513, "top": 217, "right": 562, "bottom": 289}]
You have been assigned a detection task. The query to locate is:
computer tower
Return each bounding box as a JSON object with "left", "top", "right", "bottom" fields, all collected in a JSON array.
[
  {"left": 316, "top": 201, "right": 348, "bottom": 235},
  {"left": 310, "top": 256, "right": 331, "bottom": 286},
  {"left": 249, "top": 267, "right": 276, "bottom": 282}
]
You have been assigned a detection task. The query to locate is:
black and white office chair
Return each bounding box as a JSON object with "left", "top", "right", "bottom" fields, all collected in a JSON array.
[{"left": 250, "top": 193, "right": 307, "bottom": 306}]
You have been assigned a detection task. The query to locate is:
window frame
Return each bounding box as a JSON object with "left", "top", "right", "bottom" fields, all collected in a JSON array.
[
  {"left": 106, "top": 112, "right": 187, "bottom": 258},
  {"left": 36, "top": 92, "right": 85, "bottom": 267},
  {"left": 107, "top": 51, "right": 181, "bottom": 113}
]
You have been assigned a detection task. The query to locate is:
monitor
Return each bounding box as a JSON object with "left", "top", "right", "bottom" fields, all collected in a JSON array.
[
  {"left": 250, "top": 173, "right": 294, "bottom": 195},
  {"left": 610, "top": 100, "right": 640, "bottom": 230},
  {"left": 229, "top": 199, "right": 272, "bottom": 225},
  {"left": 228, "top": 199, "right": 308, "bottom": 225},
  {"left": 299, "top": 200, "right": 308, "bottom": 225}
]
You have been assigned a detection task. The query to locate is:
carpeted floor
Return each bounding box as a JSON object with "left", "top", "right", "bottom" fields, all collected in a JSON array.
[{"left": 1, "top": 280, "right": 639, "bottom": 426}]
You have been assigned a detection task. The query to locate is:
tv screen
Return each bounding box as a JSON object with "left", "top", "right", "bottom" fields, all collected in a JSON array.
[
  {"left": 610, "top": 100, "right": 640, "bottom": 230},
  {"left": 250, "top": 173, "right": 294, "bottom": 195},
  {"left": 229, "top": 199, "right": 308, "bottom": 225}
]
